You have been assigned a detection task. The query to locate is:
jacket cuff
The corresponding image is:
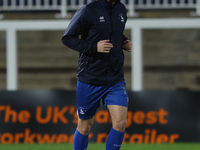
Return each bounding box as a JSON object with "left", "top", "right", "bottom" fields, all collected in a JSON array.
[
  {"left": 89, "top": 42, "right": 98, "bottom": 54},
  {"left": 122, "top": 36, "right": 128, "bottom": 41}
]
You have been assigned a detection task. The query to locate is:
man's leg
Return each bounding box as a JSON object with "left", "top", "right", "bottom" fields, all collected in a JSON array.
[
  {"left": 106, "top": 105, "right": 127, "bottom": 150},
  {"left": 73, "top": 116, "right": 95, "bottom": 150}
]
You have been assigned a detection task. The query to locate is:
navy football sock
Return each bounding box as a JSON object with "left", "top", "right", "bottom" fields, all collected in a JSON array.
[
  {"left": 106, "top": 128, "right": 125, "bottom": 150},
  {"left": 73, "top": 128, "right": 88, "bottom": 150}
]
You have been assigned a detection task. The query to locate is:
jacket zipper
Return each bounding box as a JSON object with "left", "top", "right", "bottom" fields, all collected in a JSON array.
[{"left": 107, "top": 8, "right": 113, "bottom": 82}]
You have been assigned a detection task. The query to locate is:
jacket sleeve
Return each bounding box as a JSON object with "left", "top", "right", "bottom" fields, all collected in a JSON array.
[
  {"left": 122, "top": 34, "right": 128, "bottom": 41},
  {"left": 62, "top": 6, "right": 97, "bottom": 54}
]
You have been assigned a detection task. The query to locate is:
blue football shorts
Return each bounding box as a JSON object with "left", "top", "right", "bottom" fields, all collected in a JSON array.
[{"left": 76, "top": 80, "right": 129, "bottom": 119}]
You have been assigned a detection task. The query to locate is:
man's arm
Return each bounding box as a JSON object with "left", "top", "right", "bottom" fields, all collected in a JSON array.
[
  {"left": 122, "top": 35, "right": 132, "bottom": 52},
  {"left": 62, "top": 6, "right": 97, "bottom": 54},
  {"left": 122, "top": 34, "right": 128, "bottom": 41}
]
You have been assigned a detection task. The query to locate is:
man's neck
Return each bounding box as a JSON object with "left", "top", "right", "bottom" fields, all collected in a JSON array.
[{"left": 106, "top": 0, "right": 115, "bottom": 6}]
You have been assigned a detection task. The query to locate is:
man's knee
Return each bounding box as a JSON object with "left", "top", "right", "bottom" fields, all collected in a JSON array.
[
  {"left": 77, "top": 117, "right": 95, "bottom": 135},
  {"left": 78, "top": 125, "right": 92, "bottom": 135},
  {"left": 113, "top": 119, "right": 127, "bottom": 132}
]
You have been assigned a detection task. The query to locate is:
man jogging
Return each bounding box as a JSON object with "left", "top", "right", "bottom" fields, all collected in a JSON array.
[{"left": 62, "top": 0, "right": 132, "bottom": 149}]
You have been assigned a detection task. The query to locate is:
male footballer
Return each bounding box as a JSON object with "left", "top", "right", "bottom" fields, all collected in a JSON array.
[{"left": 62, "top": 0, "right": 132, "bottom": 149}]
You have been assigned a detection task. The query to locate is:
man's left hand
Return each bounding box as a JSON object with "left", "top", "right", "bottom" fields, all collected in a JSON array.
[{"left": 122, "top": 40, "right": 132, "bottom": 52}]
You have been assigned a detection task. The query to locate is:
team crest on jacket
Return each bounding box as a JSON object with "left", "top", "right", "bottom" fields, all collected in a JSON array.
[
  {"left": 99, "top": 16, "right": 105, "bottom": 22},
  {"left": 119, "top": 13, "right": 125, "bottom": 22}
]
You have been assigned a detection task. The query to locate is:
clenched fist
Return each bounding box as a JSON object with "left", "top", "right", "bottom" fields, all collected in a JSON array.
[
  {"left": 122, "top": 40, "right": 132, "bottom": 52},
  {"left": 97, "top": 40, "right": 113, "bottom": 53}
]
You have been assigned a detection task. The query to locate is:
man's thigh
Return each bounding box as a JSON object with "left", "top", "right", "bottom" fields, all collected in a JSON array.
[
  {"left": 107, "top": 105, "right": 128, "bottom": 131},
  {"left": 107, "top": 105, "right": 128, "bottom": 123}
]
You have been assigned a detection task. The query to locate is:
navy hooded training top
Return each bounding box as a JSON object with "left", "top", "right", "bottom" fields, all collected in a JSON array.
[{"left": 62, "top": 0, "right": 127, "bottom": 86}]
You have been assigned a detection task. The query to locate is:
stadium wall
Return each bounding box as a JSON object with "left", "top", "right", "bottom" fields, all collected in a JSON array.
[{"left": 1, "top": 19, "right": 200, "bottom": 91}]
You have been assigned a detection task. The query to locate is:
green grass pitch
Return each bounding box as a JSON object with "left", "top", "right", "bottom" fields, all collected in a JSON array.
[{"left": 0, "top": 143, "right": 200, "bottom": 150}]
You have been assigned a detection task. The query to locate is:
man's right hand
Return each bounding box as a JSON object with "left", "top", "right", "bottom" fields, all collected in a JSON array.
[{"left": 97, "top": 40, "right": 113, "bottom": 53}]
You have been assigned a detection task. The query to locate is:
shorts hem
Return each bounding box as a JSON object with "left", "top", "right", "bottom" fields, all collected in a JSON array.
[
  {"left": 104, "top": 103, "right": 128, "bottom": 108},
  {"left": 78, "top": 114, "right": 96, "bottom": 120}
]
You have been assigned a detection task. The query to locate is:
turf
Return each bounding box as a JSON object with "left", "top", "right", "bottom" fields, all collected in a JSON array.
[{"left": 0, "top": 143, "right": 200, "bottom": 150}]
